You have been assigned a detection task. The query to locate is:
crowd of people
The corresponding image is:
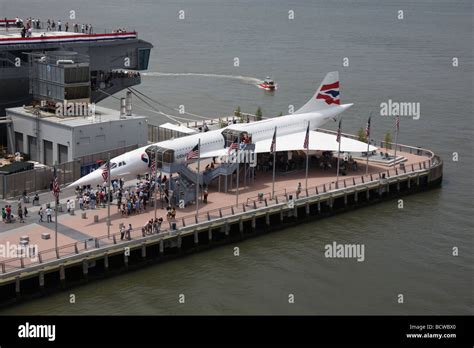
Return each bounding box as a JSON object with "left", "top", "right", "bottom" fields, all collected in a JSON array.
[
  {"left": 11, "top": 17, "right": 96, "bottom": 37},
  {"left": 44, "top": 19, "right": 93, "bottom": 34},
  {"left": 73, "top": 174, "right": 177, "bottom": 237},
  {"left": 1, "top": 201, "right": 29, "bottom": 224},
  {"left": 91, "top": 70, "right": 141, "bottom": 91},
  {"left": 317, "top": 151, "right": 359, "bottom": 175}
]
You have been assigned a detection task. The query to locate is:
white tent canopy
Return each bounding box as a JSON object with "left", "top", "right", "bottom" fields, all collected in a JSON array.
[{"left": 159, "top": 122, "right": 197, "bottom": 134}]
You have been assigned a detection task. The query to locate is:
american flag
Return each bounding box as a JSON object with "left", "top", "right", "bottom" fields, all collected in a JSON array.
[
  {"left": 52, "top": 167, "right": 60, "bottom": 199},
  {"left": 395, "top": 116, "right": 400, "bottom": 132},
  {"left": 186, "top": 143, "right": 200, "bottom": 161},
  {"left": 336, "top": 120, "right": 342, "bottom": 143},
  {"left": 365, "top": 116, "right": 371, "bottom": 139},
  {"left": 304, "top": 123, "right": 310, "bottom": 149},
  {"left": 101, "top": 162, "right": 109, "bottom": 182},
  {"left": 228, "top": 139, "right": 239, "bottom": 154},
  {"left": 270, "top": 127, "right": 277, "bottom": 153}
]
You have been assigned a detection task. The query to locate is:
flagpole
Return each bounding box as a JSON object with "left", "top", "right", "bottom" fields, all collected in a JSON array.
[
  {"left": 54, "top": 163, "right": 58, "bottom": 251},
  {"left": 272, "top": 126, "right": 276, "bottom": 200},
  {"left": 336, "top": 121, "right": 341, "bottom": 189},
  {"left": 107, "top": 152, "right": 111, "bottom": 238},
  {"left": 393, "top": 116, "right": 399, "bottom": 165},
  {"left": 154, "top": 147, "right": 158, "bottom": 220},
  {"left": 236, "top": 145, "right": 239, "bottom": 206},
  {"left": 366, "top": 113, "right": 372, "bottom": 175},
  {"left": 196, "top": 138, "right": 201, "bottom": 216},
  {"left": 305, "top": 121, "right": 309, "bottom": 192}
]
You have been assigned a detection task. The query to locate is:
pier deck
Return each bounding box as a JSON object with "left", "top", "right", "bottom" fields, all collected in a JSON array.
[{"left": 0, "top": 132, "right": 443, "bottom": 304}]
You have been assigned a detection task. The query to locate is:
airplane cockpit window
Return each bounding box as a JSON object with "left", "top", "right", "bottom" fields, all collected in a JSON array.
[
  {"left": 99, "top": 162, "right": 117, "bottom": 169},
  {"left": 145, "top": 145, "right": 174, "bottom": 167}
]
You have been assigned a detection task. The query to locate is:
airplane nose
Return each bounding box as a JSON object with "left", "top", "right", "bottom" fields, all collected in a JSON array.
[{"left": 67, "top": 169, "right": 103, "bottom": 189}]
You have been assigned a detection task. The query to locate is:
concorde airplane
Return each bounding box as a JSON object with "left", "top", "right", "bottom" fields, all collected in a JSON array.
[{"left": 69, "top": 72, "right": 376, "bottom": 188}]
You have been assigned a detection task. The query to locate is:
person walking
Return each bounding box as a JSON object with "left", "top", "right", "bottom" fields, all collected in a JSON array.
[
  {"left": 126, "top": 224, "right": 132, "bottom": 240},
  {"left": 18, "top": 207, "right": 24, "bottom": 223},
  {"left": 46, "top": 207, "right": 52, "bottom": 223},
  {"left": 120, "top": 224, "right": 126, "bottom": 240},
  {"left": 296, "top": 182, "right": 302, "bottom": 199},
  {"left": 38, "top": 207, "right": 44, "bottom": 222}
]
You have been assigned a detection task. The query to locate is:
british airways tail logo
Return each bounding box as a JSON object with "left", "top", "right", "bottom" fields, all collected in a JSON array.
[{"left": 316, "top": 82, "right": 340, "bottom": 105}]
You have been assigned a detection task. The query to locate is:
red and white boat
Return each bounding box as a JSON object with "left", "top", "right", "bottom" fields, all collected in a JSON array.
[{"left": 258, "top": 77, "right": 277, "bottom": 91}]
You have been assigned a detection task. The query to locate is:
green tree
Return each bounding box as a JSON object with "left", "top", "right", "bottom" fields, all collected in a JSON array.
[
  {"left": 234, "top": 106, "right": 241, "bottom": 117},
  {"left": 384, "top": 131, "right": 392, "bottom": 149},
  {"left": 255, "top": 107, "right": 263, "bottom": 121},
  {"left": 219, "top": 118, "right": 227, "bottom": 128},
  {"left": 357, "top": 128, "right": 367, "bottom": 142}
]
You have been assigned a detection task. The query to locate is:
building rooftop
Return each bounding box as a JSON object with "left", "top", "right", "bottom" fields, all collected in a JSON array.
[{"left": 7, "top": 105, "right": 147, "bottom": 128}]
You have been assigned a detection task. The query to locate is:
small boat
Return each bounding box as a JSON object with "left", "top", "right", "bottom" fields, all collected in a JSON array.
[{"left": 258, "top": 77, "right": 277, "bottom": 91}]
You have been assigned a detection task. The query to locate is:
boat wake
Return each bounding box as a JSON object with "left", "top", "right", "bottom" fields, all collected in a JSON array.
[{"left": 142, "top": 72, "right": 261, "bottom": 86}]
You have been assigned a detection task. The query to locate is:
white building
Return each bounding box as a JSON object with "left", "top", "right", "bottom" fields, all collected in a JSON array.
[{"left": 6, "top": 104, "right": 147, "bottom": 165}]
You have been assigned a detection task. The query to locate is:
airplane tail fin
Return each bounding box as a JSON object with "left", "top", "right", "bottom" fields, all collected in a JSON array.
[{"left": 295, "top": 71, "right": 341, "bottom": 114}]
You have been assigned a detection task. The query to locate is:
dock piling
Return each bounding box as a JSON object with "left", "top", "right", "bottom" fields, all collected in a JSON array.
[
  {"left": 104, "top": 254, "right": 109, "bottom": 270},
  {"left": 59, "top": 265, "right": 66, "bottom": 287},
  {"left": 159, "top": 239, "right": 164, "bottom": 254},
  {"left": 39, "top": 271, "right": 45, "bottom": 289},
  {"left": 194, "top": 230, "right": 199, "bottom": 244},
  {"left": 15, "top": 276, "right": 20, "bottom": 296},
  {"left": 208, "top": 227, "right": 213, "bottom": 242},
  {"left": 123, "top": 254, "right": 129, "bottom": 268},
  {"left": 82, "top": 260, "right": 89, "bottom": 279}
]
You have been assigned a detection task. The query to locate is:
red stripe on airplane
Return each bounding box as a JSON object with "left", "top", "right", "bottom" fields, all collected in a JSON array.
[
  {"left": 316, "top": 94, "right": 340, "bottom": 105},
  {"left": 320, "top": 81, "right": 339, "bottom": 91}
]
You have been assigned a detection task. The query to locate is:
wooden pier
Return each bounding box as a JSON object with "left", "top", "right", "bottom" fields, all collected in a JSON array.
[{"left": 0, "top": 136, "right": 443, "bottom": 307}]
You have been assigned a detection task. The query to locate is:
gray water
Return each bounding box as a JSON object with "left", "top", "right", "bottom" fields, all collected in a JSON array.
[{"left": 0, "top": 0, "right": 472, "bottom": 315}]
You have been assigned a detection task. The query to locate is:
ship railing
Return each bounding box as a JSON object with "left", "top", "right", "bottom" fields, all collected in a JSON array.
[
  {"left": 316, "top": 128, "right": 435, "bottom": 160},
  {"left": 0, "top": 155, "right": 440, "bottom": 276},
  {"left": 0, "top": 23, "right": 137, "bottom": 40}
]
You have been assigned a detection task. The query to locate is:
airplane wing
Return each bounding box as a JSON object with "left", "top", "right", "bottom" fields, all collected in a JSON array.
[{"left": 254, "top": 130, "right": 377, "bottom": 154}]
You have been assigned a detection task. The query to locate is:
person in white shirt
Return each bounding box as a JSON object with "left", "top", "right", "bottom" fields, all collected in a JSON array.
[{"left": 46, "top": 207, "right": 52, "bottom": 223}]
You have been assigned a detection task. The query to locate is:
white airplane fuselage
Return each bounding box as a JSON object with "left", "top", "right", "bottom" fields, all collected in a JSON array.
[{"left": 70, "top": 104, "right": 351, "bottom": 188}]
